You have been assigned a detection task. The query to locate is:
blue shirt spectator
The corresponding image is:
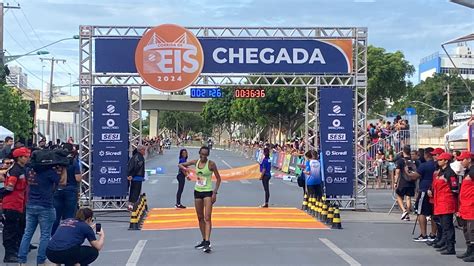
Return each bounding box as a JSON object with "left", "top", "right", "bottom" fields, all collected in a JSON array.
[
  {"left": 416, "top": 159, "right": 436, "bottom": 192},
  {"left": 47, "top": 218, "right": 97, "bottom": 251},
  {"left": 260, "top": 157, "right": 271, "bottom": 177},
  {"left": 305, "top": 160, "right": 322, "bottom": 185},
  {"left": 27, "top": 169, "right": 61, "bottom": 208}
]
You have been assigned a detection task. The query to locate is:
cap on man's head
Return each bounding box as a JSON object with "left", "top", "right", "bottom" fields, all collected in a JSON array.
[
  {"left": 437, "top": 152, "right": 452, "bottom": 161},
  {"left": 13, "top": 147, "right": 31, "bottom": 158},
  {"left": 430, "top": 148, "right": 445, "bottom": 155},
  {"left": 457, "top": 151, "right": 473, "bottom": 161}
]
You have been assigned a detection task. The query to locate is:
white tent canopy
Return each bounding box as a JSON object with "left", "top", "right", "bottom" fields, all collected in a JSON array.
[
  {"left": 444, "top": 121, "right": 468, "bottom": 142},
  {"left": 0, "top": 126, "right": 14, "bottom": 142}
]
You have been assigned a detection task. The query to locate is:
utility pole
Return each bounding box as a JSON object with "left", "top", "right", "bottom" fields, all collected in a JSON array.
[
  {"left": 446, "top": 84, "right": 451, "bottom": 132},
  {"left": 0, "top": 2, "right": 21, "bottom": 76},
  {"left": 40, "top": 57, "right": 66, "bottom": 137}
]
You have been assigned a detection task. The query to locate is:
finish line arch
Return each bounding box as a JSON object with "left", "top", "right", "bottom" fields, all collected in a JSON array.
[{"left": 78, "top": 25, "right": 368, "bottom": 211}]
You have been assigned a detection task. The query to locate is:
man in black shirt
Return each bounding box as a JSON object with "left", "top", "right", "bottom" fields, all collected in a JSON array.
[{"left": 395, "top": 146, "right": 416, "bottom": 221}]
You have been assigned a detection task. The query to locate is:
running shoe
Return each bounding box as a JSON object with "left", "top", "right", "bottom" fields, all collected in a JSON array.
[
  {"left": 403, "top": 216, "right": 410, "bottom": 221},
  {"left": 175, "top": 204, "right": 187, "bottom": 209},
  {"left": 427, "top": 235, "right": 437, "bottom": 242},
  {"left": 194, "top": 241, "right": 206, "bottom": 249},
  {"left": 413, "top": 235, "right": 428, "bottom": 242},
  {"left": 202, "top": 242, "right": 212, "bottom": 253},
  {"left": 400, "top": 211, "right": 409, "bottom": 220}
]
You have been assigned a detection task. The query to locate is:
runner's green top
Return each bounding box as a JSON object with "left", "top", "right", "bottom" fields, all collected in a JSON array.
[{"left": 195, "top": 159, "right": 213, "bottom": 192}]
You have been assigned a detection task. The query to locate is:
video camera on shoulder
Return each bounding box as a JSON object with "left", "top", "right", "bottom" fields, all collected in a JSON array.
[{"left": 30, "top": 145, "right": 73, "bottom": 172}]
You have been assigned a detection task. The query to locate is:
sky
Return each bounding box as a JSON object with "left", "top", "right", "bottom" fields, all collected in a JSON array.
[{"left": 4, "top": 0, "right": 474, "bottom": 97}]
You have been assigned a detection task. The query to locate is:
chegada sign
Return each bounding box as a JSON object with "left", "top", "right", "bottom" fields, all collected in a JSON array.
[{"left": 94, "top": 24, "right": 353, "bottom": 92}]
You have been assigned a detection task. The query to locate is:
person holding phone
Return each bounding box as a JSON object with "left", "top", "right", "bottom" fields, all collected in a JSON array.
[{"left": 46, "top": 207, "right": 105, "bottom": 266}]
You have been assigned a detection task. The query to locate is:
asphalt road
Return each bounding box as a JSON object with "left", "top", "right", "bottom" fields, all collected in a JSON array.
[{"left": 11, "top": 147, "right": 472, "bottom": 265}]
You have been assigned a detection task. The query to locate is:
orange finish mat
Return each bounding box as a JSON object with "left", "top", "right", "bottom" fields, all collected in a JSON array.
[{"left": 142, "top": 207, "right": 328, "bottom": 231}]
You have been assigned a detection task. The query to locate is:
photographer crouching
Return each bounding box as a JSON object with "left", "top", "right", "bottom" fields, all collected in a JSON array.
[
  {"left": 17, "top": 148, "right": 68, "bottom": 265},
  {"left": 46, "top": 207, "right": 105, "bottom": 266}
]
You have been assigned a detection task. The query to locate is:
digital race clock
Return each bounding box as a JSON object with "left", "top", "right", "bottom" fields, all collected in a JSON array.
[
  {"left": 190, "top": 88, "right": 223, "bottom": 98},
  {"left": 234, "top": 89, "right": 266, "bottom": 98}
]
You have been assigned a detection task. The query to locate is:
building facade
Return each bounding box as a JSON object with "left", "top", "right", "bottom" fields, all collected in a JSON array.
[
  {"left": 419, "top": 44, "right": 474, "bottom": 82},
  {"left": 6, "top": 65, "right": 28, "bottom": 89}
]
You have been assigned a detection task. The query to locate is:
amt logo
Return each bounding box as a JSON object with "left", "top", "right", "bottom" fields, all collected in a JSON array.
[{"left": 135, "top": 24, "right": 204, "bottom": 93}]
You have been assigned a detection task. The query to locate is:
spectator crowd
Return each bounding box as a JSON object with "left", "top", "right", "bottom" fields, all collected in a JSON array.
[{"left": 0, "top": 135, "right": 105, "bottom": 265}]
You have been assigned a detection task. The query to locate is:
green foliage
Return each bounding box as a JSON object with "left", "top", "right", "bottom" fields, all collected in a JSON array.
[
  {"left": 160, "top": 111, "right": 209, "bottom": 136},
  {"left": 0, "top": 84, "right": 33, "bottom": 139},
  {"left": 367, "top": 45, "right": 415, "bottom": 114},
  {"left": 390, "top": 73, "right": 473, "bottom": 126}
]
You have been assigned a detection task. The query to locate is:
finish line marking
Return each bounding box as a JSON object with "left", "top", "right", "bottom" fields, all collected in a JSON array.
[
  {"left": 319, "top": 238, "right": 361, "bottom": 266},
  {"left": 126, "top": 240, "right": 147, "bottom": 266}
]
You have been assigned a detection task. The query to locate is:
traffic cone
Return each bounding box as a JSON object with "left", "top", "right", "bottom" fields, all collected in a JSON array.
[
  {"left": 307, "top": 197, "right": 313, "bottom": 214},
  {"left": 317, "top": 199, "right": 323, "bottom": 220},
  {"left": 332, "top": 206, "right": 343, "bottom": 229},
  {"left": 326, "top": 205, "right": 334, "bottom": 225},
  {"left": 321, "top": 201, "right": 328, "bottom": 222},
  {"left": 302, "top": 194, "right": 308, "bottom": 211}
]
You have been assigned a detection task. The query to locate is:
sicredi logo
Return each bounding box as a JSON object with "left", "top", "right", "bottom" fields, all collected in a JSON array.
[{"left": 135, "top": 24, "right": 204, "bottom": 92}]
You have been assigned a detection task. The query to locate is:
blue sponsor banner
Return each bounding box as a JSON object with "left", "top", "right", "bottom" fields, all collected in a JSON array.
[
  {"left": 95, "top": 38, "right": 351, "bottom": 74},
  {"left": 92, "top": 87, "right": 129, "bottom": 197},
  {"left": 320, "top": 88, "right": 354, "bottom": 197}
]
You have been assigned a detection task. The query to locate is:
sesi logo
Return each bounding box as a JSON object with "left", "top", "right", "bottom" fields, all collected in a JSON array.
[{"left": 135, "top": 24, "right": 204, "bottom": 92}]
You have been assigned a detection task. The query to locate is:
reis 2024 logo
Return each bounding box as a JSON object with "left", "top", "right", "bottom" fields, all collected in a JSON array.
[{"left": 135, "top": 24, "right": 204, "bottom": 92}]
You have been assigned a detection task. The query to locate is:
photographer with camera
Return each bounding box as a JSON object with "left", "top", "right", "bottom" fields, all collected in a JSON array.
[
  {"left": 17, "top": 149, "right": 67, "bottom": 265},
  {"left": 47, "top": 207, "right": 104, "bottom": 266}
]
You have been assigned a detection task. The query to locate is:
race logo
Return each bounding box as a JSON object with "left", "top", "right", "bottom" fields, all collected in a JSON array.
[
  {"left": 135, "top": 24, "right": 204, "bottom": 92},
  {"left": 99, "top": 177, "right": 107, "bottom": 185}
]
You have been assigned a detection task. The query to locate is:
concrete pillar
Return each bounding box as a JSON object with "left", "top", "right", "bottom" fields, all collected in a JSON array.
[{"left": 149, "top": 110, "right": 160, "bottom": 138}]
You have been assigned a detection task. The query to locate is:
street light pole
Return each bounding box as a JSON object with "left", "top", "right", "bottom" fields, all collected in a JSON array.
[
  {"left": 41, "top": 57, "right": 66, "bottom": 138},
  {"left": 446, "top": 84, "right": 451, "bottom": 132}
]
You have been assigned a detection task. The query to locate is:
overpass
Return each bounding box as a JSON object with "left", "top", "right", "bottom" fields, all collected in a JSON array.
[
  {"left": 39, "top": 94, "right": 209, "bottom": 137},
  {"left": 40, "top": 94, "right": 209, "bottom": 113}
]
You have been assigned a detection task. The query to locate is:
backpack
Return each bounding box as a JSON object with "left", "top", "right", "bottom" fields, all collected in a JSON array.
[
  {"left": 297, "top": 171, "right": 305, "bottom": 188},
  {"left": 30, "top": 148, "right": 71, "bottom": 172},
  {"left": 401, "top": 159, "right": 417, "bottom": 182}
]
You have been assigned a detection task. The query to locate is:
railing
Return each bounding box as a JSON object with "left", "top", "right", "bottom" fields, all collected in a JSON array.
[{"left": 36, "top": 120, "right": 80, "bottom": 143}]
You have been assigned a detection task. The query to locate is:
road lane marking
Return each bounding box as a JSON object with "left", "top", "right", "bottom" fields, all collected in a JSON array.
[
  {"left": 240, "top": 180, "right": 251, "bottom": 184},
  {"left": 149, "top": 179, "right": 158, "bottom": 184},
  {"left": 149, "top": 212, "right": 309, "bottom": 217},
  {"left": 222, "top": 180, "right": 229, "bottom": 183},
  {"left": 171, "top": 179, "right": 178, "bottom": 184},
  {"left": 126, "top": 240, "right": 147, "bottom": 266},
  {"left": 221, "top": 159, "right": 232, "bottom": 168},
  {"left": 319, "top": 238, "right": 361, "bottom": 266}
]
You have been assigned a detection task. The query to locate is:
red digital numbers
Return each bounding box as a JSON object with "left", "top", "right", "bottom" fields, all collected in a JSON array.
[{"left": 234, "top": 89, "right": 266, "bottom": 98}]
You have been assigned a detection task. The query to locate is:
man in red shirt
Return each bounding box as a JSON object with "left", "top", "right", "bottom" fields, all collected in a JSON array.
[
  {"left": 456, "top": 151, "right": 474, "bottom": 262},
  {"left": 1, "top": 147, "right": 30, "bottom": 263},
  {"left": 432, "top": 152, "right": 458, "bottom": 255}
]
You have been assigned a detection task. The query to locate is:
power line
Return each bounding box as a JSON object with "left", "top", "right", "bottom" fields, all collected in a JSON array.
[
  {"left": 4, "top": 28, "right": 28, "bottom": 52},
  {"left": 10, "top": 9, "right": 37, "bottom": 50},
  {"left": 13, "top": 2, "right": 78, "bottom": 76}
]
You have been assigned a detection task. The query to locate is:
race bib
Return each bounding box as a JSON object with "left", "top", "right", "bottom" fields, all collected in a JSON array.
[{"left": 196, "top": 176, "right": 207, "bottom": 187}]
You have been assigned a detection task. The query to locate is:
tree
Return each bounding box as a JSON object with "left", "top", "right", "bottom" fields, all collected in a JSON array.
[
  {"left": 367, "top": 45, "right": 415, "bottom": 114},
  {"left": 0, "top": 84, "right": 33, "bottom": 139},
  {"left": 391, "top": 73, "right": 473, "bottom": 127},
  {"left": 201, "top": 88, "right": 236, "bottom": 141},
  {"left": 160, "top": 111, "right": 208, "bottom": 137}
]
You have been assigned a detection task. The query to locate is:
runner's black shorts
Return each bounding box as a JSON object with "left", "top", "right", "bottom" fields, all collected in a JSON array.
[
  {"left": 396, "top": 186, "right": 415, "bottom": 197},
  {"left": 194, "top": 190, "right": 213, "bottom": 199},
  {"left": 414, "top": 191, "right": 433, "bottom": 216}
]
